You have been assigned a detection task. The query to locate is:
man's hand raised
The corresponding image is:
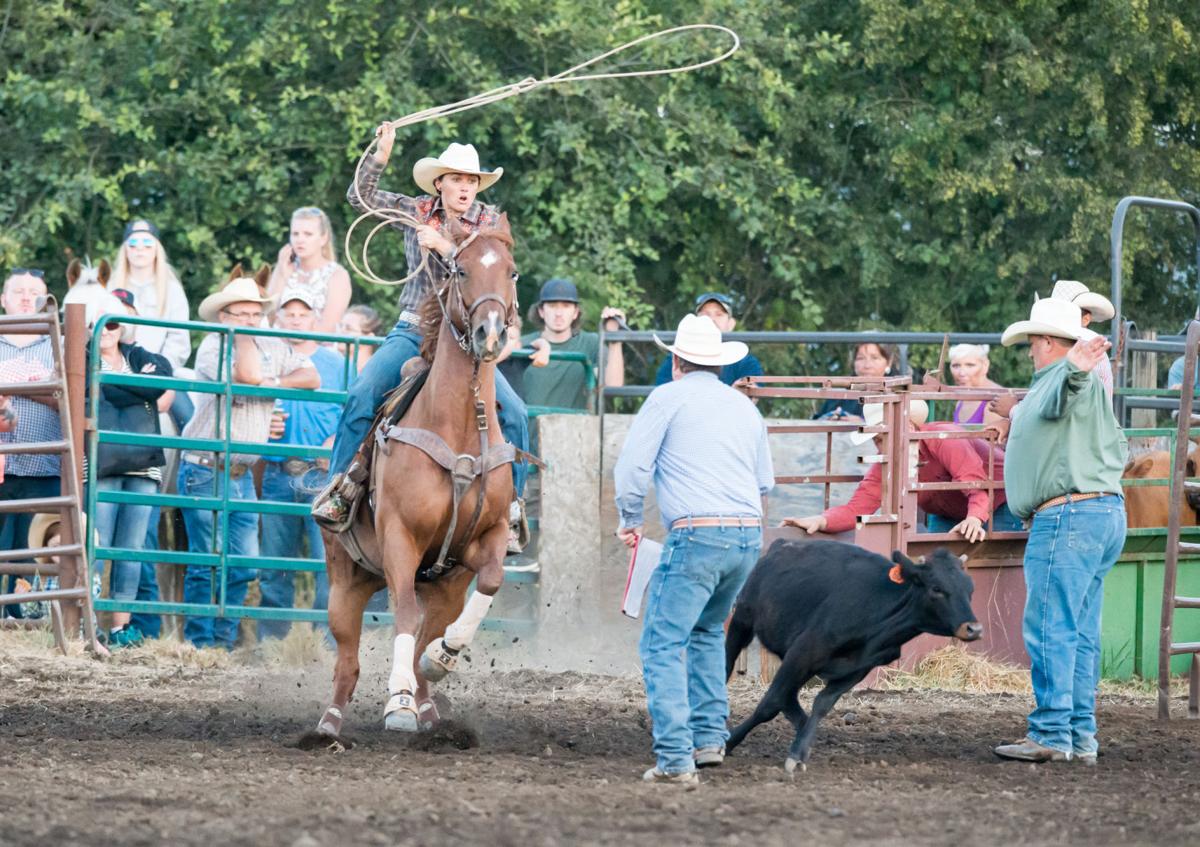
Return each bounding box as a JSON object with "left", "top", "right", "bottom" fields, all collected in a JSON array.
[
  {"left": 373, "top": 122, "right": 397, "bottom": 165},
  {"left": 1067, "top": 335, "right": 1111, "bottom": 373}
]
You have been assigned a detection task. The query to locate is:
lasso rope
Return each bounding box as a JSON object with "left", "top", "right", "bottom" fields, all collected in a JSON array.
[{"left": 344, "top": 24, "right": 741, "bottom": 286}]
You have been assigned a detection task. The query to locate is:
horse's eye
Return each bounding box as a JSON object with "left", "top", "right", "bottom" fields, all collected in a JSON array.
[
  {"left": 511, "top": 272, "right": 520, "bottom": 283},
  {"left": 456, "top": 267, "right": 467, "bottom": 278}
]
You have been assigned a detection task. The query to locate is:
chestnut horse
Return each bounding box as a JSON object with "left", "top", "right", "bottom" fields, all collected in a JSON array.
[{"left": 311, "top": 216, "right": 518, "bottom": 742}]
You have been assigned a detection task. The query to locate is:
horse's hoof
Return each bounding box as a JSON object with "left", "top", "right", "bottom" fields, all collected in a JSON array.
[
  {"left": 417, "top": 698, "right": 441, "bottom": 731},
  {"left": 297, "top": 730, "right": 353, "bottom": 752},
  {"left": 419, "top": 638, "right": 459, "bottom": 682},
  {"left": 384, "top": 692, "right": 419, "bottom": 733},
  {"left": 784, "top": 757, "right": 805, "bottom": 774}
]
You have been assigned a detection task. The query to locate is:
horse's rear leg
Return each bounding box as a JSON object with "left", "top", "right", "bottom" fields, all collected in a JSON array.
[{"left": 420, "top": 521, "right": 507, "bottom": 683}]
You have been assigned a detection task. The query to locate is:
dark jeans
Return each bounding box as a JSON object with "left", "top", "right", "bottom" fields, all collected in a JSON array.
[
  {"left": 130, "top": 506, "right": 164, "bottom": 638},
  {"left": 0, "top": 475, "right": 61, "bottom": 619}
]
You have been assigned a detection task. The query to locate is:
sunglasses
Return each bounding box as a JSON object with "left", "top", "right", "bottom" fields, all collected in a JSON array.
[
  {"left": 221, "top": 309, "right": 264, "bottom": 321},
  {"left": 9, "top": 268, "right": 46, "bottom": 279},
  {"left": 103, "top": 321, "right": 122, "bottom": 332},
  {"left": 126, "top": 236, "right": 156, "bottom": 248}
]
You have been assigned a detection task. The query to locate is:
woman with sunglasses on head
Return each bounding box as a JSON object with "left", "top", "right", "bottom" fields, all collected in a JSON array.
[
  {"left": 82, "top": 291, "right": 172, "bottom": 648},
  {"left": 109, "top": 220, "right": 192, "bottom": 374},
  {"left": 267, "top": 207, "right": 352, "bottom": 336}
]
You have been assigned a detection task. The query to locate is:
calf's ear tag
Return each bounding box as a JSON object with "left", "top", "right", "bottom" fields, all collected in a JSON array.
[{"left": 888, "top": 564, "right": 905, "bottom": 584}]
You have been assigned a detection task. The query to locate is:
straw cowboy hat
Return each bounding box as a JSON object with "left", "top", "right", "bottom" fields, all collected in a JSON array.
[
  {"left": 413, "top": 143, "right": 503, "bottom": 195},
  {"left": 850, "top": 400, "right": 930, "bottom": 447},
  {"left": 1001, "top": 296, "right": 1086, "bottom": 347},
  {"left": 27, "top": 511, "right": 88, "bottom": 565},
  {"left": 198, "top": 276, "right": 275, "bottom": 323},
  {"left": 653, "top": 313, "right": 747, "bottom": 367},
  {"left": 1051, "top": 279, "right": 1115, "bottom": 322}
]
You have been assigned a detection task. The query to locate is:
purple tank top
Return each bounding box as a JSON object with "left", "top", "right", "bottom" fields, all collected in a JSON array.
[{"left": 954, "top": 400, "right": 986, "bottom": 425}]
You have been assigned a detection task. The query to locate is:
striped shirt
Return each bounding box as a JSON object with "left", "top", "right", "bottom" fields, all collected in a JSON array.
[
  {"left": 346, "top": 155, "right": 500, "bottom": 314},
  {"left": 614, "top": 371, "right": 775, "bottom": 529},
  {"left": 0, "top": 335, "right": 61, "bottom": 477}
]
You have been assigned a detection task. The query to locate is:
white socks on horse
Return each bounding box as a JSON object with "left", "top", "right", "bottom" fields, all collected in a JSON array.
[
  {"left": 444, "top": 591, "right": 494, "bottom": 651},
  {"left": 389, "top": 634, "right": 417, "bottom": 696}
]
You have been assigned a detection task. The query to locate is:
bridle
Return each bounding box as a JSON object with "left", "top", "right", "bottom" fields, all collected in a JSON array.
[{"left": 430, "top": 230, "right": 517, "bottom": 357}]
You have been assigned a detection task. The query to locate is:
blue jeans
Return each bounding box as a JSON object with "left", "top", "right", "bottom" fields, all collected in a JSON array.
[
  {"left": 130, "top": 507, "right": 163, "bottom": 638},
  {"left": 0, "top": 475, "right": 60, "bottom": 619},
  {"left": 258, "top": 462, "right": 329, "bottom": 640},
  {"left": 639, "top": 525, "right": 762, "bottom": 774},
  {"left": 328, "top": 320, "right": 529, "bottom": 497},
  {"left": 926, "top": 503, "right": 1023, "bottom": 533},
  {"left": 93, "top": 475, "right": 158, "bottom": 602},
  {"left": 178, "top": 462, "right": 258, "bottom": 649},
  {"left": 1022, "top": 495, "right": 1126, "bottom": 755}
]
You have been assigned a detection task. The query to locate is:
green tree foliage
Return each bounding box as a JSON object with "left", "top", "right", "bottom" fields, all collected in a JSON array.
[{"left": 3, "top": 1, "right": 1199, "bottom": 384}]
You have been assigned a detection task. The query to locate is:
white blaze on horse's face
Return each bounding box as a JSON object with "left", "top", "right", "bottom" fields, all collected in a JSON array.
[
  {"left": 473, "top": 305, "right": 505, "bottom": 362},
  {"left": 479, "top": 250, "right": 498, "bottom": 269}
]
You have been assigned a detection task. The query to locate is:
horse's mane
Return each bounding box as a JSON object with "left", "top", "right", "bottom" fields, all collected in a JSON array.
[{"left": 418, "top": 225, "right": 514, "bottom": 363}]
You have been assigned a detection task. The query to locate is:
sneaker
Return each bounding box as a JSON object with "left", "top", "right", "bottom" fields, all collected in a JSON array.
[
  {"left": 993, "top": 737, "right": 1069, "bottom": 763},
  {"left": 502, "top": 559, "right": 540, "bottom": 574},
  {"left": 694, "top": 746, "right": 725, "bottom": 768},
  {"left": 108, "top": 626, "right": 144, "bottom": 649},
  {"left": 507, "top": 499, "right": 530, "bottom": 554},
  {"left": 642, "top": 766, "right": 701, "bottom": 786},
  {"left": 1073, "top": 749, "right": 1098, "bottom": 766}
]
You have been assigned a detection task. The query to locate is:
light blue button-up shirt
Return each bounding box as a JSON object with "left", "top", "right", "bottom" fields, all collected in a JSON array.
[{"left": 614, "top": 371, "right": 774, "bottom": 529}]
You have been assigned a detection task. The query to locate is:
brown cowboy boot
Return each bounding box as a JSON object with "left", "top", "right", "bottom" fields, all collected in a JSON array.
[{"left": 311, "top": 473, "right": 351, "bottom": 530}]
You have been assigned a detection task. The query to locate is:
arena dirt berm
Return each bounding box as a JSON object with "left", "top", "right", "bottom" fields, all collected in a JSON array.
[{"left": 3, "top": 632, "right": 1200, "bottom": 847}]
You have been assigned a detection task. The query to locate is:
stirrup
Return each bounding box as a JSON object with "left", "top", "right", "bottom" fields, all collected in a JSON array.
[
  {"left": 419, "top": 637, "right": 460, "bottom": 682},
  {"left": 311, "top": 473, "right": 354, "bottom": 532}
]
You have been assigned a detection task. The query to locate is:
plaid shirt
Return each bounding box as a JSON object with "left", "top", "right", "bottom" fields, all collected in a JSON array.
[
  {"left": 347, "top": 155, "right": 501, "bottom": 315},
  {"left": 181, "top": 334, "right": 312, "bottom": 466},
  {"left": 0, "top": 336, "right": 62, "bottom": 478}
]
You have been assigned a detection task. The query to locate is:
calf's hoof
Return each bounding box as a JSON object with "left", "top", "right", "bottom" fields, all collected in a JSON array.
[
  {"left": 419, "top": 637, "right": 459, "bottom": 682},
  {"left": 384, "top": 692, "right": 420, "bottom": 733}
]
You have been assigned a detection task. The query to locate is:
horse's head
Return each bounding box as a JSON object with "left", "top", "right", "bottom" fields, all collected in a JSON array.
[{"left": 446, "top": 213, "right": 517, "bottom": 363}]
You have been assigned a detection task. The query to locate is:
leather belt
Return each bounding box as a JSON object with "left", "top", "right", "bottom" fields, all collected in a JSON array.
[
  {"left": 671, "top": 516, "right": 761, "bottom": 530},
  {"left": 182, "top": 453, "right": 251, "bottom": 480},
  {"left": 1034, "top": 491, "right": 1116, "bottom": 514},
  {"left": 281, "top": 458, "right": 318, "bottom": 476}
]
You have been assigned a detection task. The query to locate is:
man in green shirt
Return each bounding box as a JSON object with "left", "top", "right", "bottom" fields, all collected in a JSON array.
[
  {"left": 521, "top": 278, "right": 625, "bottom": 411},
  {"left": 993, "top": 296, "right": 1127, "bottom": 765}
]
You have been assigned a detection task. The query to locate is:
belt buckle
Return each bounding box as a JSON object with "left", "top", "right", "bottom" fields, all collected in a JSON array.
[
  {"left": 228, "top": 463, "right": 247, "bottom": 480},
  {"left": 284, "top": 458, "right": 310, "bottom": 476}
]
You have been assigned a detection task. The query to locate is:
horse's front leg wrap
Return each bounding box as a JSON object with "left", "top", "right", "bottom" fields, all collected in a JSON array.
[
  {"left": 387, "top": 633, "right": 418, "bottom": 696},
  {"left": 443, "top": 590, "right": 494, "bottom": 651}
]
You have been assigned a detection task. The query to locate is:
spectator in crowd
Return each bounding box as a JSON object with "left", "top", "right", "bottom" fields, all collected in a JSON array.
[
  {"left": 257, "top": 290, "right": 347, "bottom": 640},
  {"left": 178, "top": 269, "right": 318, "bottom": 649},
  {"left": 336, "top": 304, "right": 383, "bottom": 375},
  {"left": 615, "top": 313, "right": 774, "bottom": 784},
  {"left": 1051, "top": 280, "right": 1115, "bottom": 399},
  {"left": 783, "top": 400, "right": 1020, "bottom": 541},
  {"left": 84, "top": 291, "right": 172, "bottom": 648},
  {"left": 495, "top": 314, "right": 529, "bottom": 399},
  {"left": 268, "top": 206, "right": 352, "bottom": 336},
  {"left": 0, "top": 268, "right": 62, "bottom": 619},
  {"left": 108, "top": 220, "right": 192, "bottom": 389},
  {"left": 653, "top": 292, "right": 763, "bottom": 387},
  {"left": 814, "top": 341, "right": 899, "bottom": 421},
  {"left": 313, "top": 128, "right": 530, "bottom": 538},
  {"left": 110, "top": 287, "right": 174, "bottom": 639},
  {"left": 520, "top": 278, "right": 626, "bottom": 411},
  {"left": 993, "top": 296, "right": 1126, "bottom": 763},
  {"left": 0, "top": 394, "right": 15, "bottom": 480},
  {"left": 948, "top": 344, "right": 1005, "bottom": 425}
]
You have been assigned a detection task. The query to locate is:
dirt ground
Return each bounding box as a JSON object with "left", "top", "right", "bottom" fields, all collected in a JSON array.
[{"left": 3, "top": 630, "right": 1200, "bottom": 847}]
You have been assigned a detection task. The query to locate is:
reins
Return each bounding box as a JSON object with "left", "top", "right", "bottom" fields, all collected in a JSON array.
[{"left": 344, "top": 24, "right": 740, "bottom": 287}]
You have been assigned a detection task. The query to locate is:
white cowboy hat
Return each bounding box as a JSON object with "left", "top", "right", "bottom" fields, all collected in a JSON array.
[
  {"left": 850, "top": 400, "right": 930, "bottom": 446},
  {"left": 653, "top": 314, "right": 747, "bottom": 367},
  {"left": 198, "top": 277, "right": 275, "bottom": 323},
  {"left": 1051, "top": 279, "right": 1114, "bottom": 322},
  {"left": 412, "top": 143, "right": 503, "bottom": 195},
  {"left": 1001, "top": 296, "right": 1086, "bottom": 347}
]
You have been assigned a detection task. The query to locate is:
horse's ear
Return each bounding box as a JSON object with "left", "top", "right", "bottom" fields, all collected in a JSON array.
[
  {"left": 97, "top": 259, "right": 111, "bottom": 286},
  {"left": 494, "top": 212, "right": 512, "bottom": 239},
  {"left": 226, "top": 263, "right": 244, "bottom": 285},
  {"left": 66, "top": 259, "right": 81, "bottom": 288},
  {"left": 254, "top": 264, "right": 271, "bottom": 295},
  {"left": 445, "top": 215, "right": 467, "bottom": 244}
]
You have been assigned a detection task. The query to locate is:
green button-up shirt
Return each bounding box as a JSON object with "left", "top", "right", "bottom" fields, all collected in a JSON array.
[{"left": 1004, "top": 357, "right": 1128, "bottom": 520}]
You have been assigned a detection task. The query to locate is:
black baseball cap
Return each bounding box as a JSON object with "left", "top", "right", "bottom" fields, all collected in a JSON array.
[
  {"left": 110, "top": 288, "right": 136, "bottom": 310},
  {"left": 122, "top": 220, "right": 161, "bottom": 242},
  {"left": 537, "top": 278, "right": 580, "bottom": 304},
  {"left": 694, "top": 291, "right": 734, "bottom": 316}
]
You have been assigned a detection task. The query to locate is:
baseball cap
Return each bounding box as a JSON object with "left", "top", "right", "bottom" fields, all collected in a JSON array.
[
  {"left": 536, "top": 278, "right": 580, "bottom": 304},
  {"left": 122, "top": 220, "right": 161, "bottom": 242},
  {"left": 110, "top": 288, "right": 136, "bottom": 311},
  {"left": 278, "top": 289, "right": 318, "bottom": 310},
  {"left": 694, "top": 291, "right": 734, "bottom": 316}
]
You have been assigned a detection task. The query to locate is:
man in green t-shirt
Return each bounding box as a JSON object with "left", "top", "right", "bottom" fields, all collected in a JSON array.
[{"left": 520, "top": 278, "right": 625, "bottom": 411}]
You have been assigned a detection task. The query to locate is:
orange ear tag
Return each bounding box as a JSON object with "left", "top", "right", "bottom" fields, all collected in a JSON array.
[{"left": 888, "top": 564, "right": 905, "bottom": 585}]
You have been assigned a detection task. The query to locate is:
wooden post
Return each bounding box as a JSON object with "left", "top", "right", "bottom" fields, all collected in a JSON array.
[
  {"left": 58, "top": 304, "right": 87, "bottom": 638},
  {"left": 1131, "top": 328, "right": 1157, "bottom": 438}
]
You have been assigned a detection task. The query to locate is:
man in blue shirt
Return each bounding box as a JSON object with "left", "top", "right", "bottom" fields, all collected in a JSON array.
[
  {"left": 653, "top": 292, "right": 763, "bottom": 387},
  {"left": 258, "top": 291, "right": 348, "bottom": 639},
  {"left": 615, "top": 314, "right": 775, "bottom": 785}
]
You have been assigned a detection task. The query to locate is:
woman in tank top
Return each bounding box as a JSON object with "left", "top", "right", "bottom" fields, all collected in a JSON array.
[
  {"left": 268, "top": 206, "right": 351, "bottom": 335},
  {"left": 949, "top": 343, "right": 1005, "bottom": 425}
]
